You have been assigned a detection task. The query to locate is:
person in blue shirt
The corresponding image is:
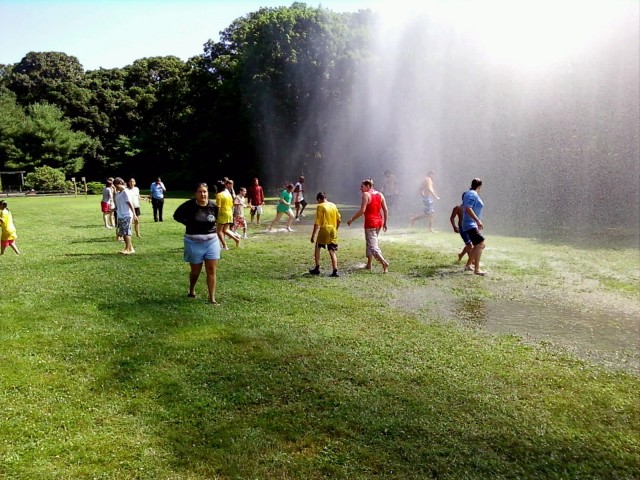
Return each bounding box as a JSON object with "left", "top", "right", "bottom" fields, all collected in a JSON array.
[
  {"left": 150, "top": 177, "right": 166, "bottom": 222},
  {"left": 461, "top": 178, "right": 486, "bottom": 276}
]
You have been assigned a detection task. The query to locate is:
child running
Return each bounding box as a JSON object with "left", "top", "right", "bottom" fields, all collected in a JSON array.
[{"left": 0, "top": 201, "right": 20, "bottom": 255}]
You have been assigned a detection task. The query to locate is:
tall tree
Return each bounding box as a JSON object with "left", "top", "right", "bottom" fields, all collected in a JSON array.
[{"left": 7, "top": 102, "right": 94, "bottom": 175}]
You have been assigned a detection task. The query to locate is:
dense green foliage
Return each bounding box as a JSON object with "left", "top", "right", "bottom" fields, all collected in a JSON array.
[
  {"left": 0, "top": 196, "right": 638, "bottom": 478},
  {"left": 0, "top": 4, "right": 376, "bottom": 188}
]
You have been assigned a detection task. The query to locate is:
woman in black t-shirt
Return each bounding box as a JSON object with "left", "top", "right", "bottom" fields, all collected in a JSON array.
[{"left": 173, "top": 183, "right": 221, "bottom": 305}]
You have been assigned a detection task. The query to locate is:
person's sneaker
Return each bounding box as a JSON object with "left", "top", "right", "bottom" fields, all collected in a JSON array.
[
  {"left": 295, "top": 217, "right": 301, "bottom": 222},
  {"left": 309, "top": 266, "right": 320, "bottom": 275},
  {"left": 300, "top": 213, "right": 306, "bottom": 218},
  {"left": 330, "top": 271, "right": 340, "bottom": 277},
  {"left": 464, "top": 265, "right": 474, "bottom": 272},
  {"left": 286, "top": 227, "right": 294, "bottom": 232},
  {"left": 474, "top": 270, "right": 486, "bottom": 276}
]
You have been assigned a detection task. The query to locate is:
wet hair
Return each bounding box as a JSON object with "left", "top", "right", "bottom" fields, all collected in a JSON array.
[
  {"left": 113, "top": 177, "right": 125, "bottom": 186},
  {"left": 362, "top": 179, "right": 374, "bottom": 188},
  {"left": 316, "top": 191, "right": 326, "bottom": 201},
  {"left": 471, "top": 178, "right": 483, "bottom": 190}
]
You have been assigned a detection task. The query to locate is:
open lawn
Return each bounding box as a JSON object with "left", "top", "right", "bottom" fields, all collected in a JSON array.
[{"left": 1, "top": 196, "right": 638, "bottom": 479}]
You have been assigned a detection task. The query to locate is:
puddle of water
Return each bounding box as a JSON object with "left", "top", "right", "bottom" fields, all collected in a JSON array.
[{"left": 451, "top": 299, "right": 640, "bottom": 373}]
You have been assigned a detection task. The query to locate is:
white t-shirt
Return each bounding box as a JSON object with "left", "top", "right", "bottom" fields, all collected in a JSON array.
[
  {"left": 294, "top": 182, "right": 304, "bottom": 202},
  {"left": 127, "top": 186, "right": 140, "bottom": 208},
  {"left": 115, "top": 190, "right": 133, "bottom": 219}
]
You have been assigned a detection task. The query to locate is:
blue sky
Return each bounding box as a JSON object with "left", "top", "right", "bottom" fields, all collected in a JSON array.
[{"left": 0, "top": 0, "right": 380, "bottom": 70}]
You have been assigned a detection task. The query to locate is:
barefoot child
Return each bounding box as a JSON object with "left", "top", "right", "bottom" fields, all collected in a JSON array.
[
  {"left": 0, "top": 201, "right": 20, "bottom": 255},
  {"left": 114, "top": 177, "right": 137, "bottom": 254}
]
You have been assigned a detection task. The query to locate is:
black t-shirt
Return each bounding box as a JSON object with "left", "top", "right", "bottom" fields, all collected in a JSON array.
[{"left": 173, "top": 199, "right": 217, "bottom": 235}]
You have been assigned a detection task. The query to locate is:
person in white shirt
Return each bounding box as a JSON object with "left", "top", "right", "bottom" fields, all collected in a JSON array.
[
  {"left": 127, "top": 178, "right": 142, "bottom": 238},
  {"left": 294, "top": 176, "right": 307, "bottom": 221},
  {"left": 114, "top": 177, "right": 137, "bottom": 255}
]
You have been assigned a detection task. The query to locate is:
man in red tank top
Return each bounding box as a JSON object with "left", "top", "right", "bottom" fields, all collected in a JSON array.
[{"left": 347, "top": 178, "right": 390, "bottom": 272}]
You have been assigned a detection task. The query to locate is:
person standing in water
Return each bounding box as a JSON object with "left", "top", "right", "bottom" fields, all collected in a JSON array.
[
  {"left": 461, "top": 178, "right": 486, "bottom": 276},
  {"left": 347, "top": 178, "right": 390, "bottom": 273},
  {"left": 450, "top": 204, "right": 473, "bottom": 265},
  {"left": 409, "top": 170, "right": 440, "bottom": 231}
]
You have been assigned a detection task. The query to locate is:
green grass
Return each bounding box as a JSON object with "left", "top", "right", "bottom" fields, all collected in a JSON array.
[{"left": 1, "top": 196, "right": 638, "bottom": 479}]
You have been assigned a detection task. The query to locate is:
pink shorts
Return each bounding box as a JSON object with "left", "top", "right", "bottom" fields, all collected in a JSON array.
[
  {"left": 2, "top": 240, "right": 15, "bottom": 248},
  {"left": 101, "top": 201, "right": 111, "bottom": 213},
  {"left": 234, "top": 216, "right": 247, "bottom": 229}
]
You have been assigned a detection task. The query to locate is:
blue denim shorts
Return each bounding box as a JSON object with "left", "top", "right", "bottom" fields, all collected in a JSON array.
[{"left": 183, "top": 236, "right": 221, "bottom": 264}]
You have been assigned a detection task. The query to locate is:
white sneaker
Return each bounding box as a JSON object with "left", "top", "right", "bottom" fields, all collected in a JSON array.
[
  {"left": 286, "top": 227, "right": 294, "bottom": 232},
  {"left": 300, "top": 213, "right": 305, "bottom": 218},
  {"left": 242, "top": 235, "right": 248, "bottom": 239},
  {"left": 295, "top": 217, "right": 301, "bottom": 222}
]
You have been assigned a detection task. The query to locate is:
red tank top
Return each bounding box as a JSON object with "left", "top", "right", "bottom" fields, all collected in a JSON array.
[{"left": 364, "top": 190, "right": 383, "bottom": 229}]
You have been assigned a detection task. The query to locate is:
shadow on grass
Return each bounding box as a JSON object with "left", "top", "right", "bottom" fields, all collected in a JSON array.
[{"left": 85, "top": 287, "right": 639, "bottom": 479}]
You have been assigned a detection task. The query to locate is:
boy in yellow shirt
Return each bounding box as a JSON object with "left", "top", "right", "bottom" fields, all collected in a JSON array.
[{"left": 309, "top": 192, "right": 341, "bottom": 277}]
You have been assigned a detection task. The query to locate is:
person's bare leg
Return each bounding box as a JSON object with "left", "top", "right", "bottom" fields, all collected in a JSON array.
[
  {"left": 329, "top": 250, "right": 338, "bottom": 271},
  {"left": 223, "top": 225, "right": 241, "bottom": 246},
  {"left": 269, "top": 212, "right": 282, "bottom": 230},
  {"left": 473, "top": 242, "right": 485, "bottom": 275},
  {"left": 204, "top": 259, "right": 218, "bottom": 304},
  {"left": 375, "top": 253, "right": 389, "bottom": 273},
  {"left": 10, "top": 243, "right": 20, "bottom": 254},
  {"left": 134, "top": 218, "right": 141, "bottom": 237},
  {"left": 120, "top": 235, "right": 134, "bottom": 254},
  {"left": 286, "top": 212, "right": 294, "bottom": 230},
  {"left": 216, "top": 224, "right": 228, "bottom": 249},
  {"left": 189, "top": 263, "right": 203, "bottom": 297}
]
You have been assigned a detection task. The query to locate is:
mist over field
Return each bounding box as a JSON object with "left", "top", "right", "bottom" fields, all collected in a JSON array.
[{"left": 257, "top": 3, "right": 639, "bottom": 242}]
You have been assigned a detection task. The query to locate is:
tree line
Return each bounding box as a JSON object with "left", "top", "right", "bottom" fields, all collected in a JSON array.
[{"left": 0, "top": 3, "right": 374, "bottom": 191}]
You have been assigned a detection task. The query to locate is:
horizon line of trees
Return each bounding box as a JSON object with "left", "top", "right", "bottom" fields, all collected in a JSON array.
[{"left": 0, "top": 2, "right": 376, "bottom": 191}]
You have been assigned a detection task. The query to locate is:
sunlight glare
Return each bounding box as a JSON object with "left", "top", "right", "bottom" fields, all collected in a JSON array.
[{"left": 372, "top": 0, "right": 631, "bottom": 71}]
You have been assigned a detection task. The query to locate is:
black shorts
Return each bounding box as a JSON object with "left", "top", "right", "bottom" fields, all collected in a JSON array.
[
  {"left": 463, "top": 227, "right": 485, "bottom": 246},
  {"left": 317, "top": 242, "right": 338, "bottom": 252},
  {"left": 295, "top": 199, "right": 307, "bottom": 208}
]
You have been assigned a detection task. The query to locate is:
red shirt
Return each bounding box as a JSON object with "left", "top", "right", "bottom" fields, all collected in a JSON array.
[
  {"left": 364, "top": 190, "right": 383, "bottom": 229},
  {"left": 248, "top": 185, "right": 264, "bottom": 206}
]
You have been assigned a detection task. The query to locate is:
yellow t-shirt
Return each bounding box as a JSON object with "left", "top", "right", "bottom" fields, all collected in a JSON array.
[
  {"left": 0, "top": 209, "right": 17, "bottom": 241},
  {"left": 216, "top": 190, "right": 234, "bottom": 224},
  {"left": 315, "top": 201, "right": 340, "bottom": 245}
]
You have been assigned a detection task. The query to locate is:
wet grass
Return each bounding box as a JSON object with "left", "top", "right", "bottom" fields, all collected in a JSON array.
[{"left": 1, "top": 196, "right": 638, "bottom": 479}]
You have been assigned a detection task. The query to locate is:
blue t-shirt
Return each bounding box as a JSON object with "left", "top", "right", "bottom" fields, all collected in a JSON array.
[
  {"left": 461, "top": 189, "right": 484, "bottom": 231},
  {"left": 150, "top": 182, "right": 165, "bottom": 200}
]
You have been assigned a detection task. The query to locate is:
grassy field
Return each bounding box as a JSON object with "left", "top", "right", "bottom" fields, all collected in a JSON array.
[{"left": 1, "top": 195, "right": 638, "bottom": 479}]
